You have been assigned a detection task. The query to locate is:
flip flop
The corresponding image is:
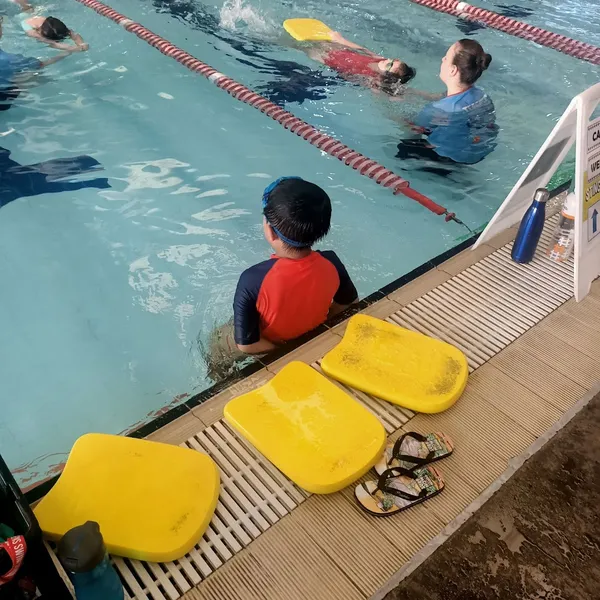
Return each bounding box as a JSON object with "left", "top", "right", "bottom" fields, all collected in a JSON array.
[
  {"left": 374, "top": 431, "right": 454, "bottom": 476},
  {"left": 355, "top": 466, "right": 444, "bottom": 517}
]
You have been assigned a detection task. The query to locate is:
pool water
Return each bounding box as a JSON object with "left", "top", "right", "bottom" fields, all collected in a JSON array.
[{"left": 0, "top": 0, "right": 597, "bottom": 485}]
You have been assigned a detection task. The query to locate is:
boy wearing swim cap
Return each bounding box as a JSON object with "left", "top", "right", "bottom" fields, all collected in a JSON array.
[
  {"left": 203, "top": 178, "right": 357, "bottom": 379},
  {"left": 235, "top": 177, "right": 357, "bottom": 353}
]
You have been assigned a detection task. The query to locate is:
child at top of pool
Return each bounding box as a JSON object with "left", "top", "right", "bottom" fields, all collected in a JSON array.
[
  {"left": 233, "top": 177, "right": 358, "bottom": 354},
  {"left": 17, "top": 9, "right": 88, "bottom": 52}
]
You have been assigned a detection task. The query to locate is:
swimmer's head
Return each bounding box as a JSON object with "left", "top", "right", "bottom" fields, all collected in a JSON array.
[
  {"left": 40, "top": 17, "right": 70, "bottom": 41},
  {"left": 441, "top": 39, "right": 492, "bottom": 87},
  {"left": 262, "top": 177, "right": 331, "bottom": 252},
  {"left": 376, "top": 59, "right": 416, "bottom": 95}
]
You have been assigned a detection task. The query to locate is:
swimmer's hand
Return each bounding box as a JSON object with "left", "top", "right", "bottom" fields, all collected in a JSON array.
[
  {"left": 61, "top": 42, "right": 88, "bottom": 53},
  {"left": 15, "top": 0, "right": 34, "bottom": 11},
  {"left": 236, "top": 337, "right": 276, "bottom": 355}
]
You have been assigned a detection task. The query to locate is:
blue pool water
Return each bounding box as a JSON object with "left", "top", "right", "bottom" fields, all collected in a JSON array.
[{"left": 0, "top": 0, "right": 597, "bottom": 485}]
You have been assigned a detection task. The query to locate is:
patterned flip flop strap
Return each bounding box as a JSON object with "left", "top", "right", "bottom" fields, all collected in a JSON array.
[
  {"left": 376, "top": 467, "right": 429, "bottom": 501},
  {"left": 391, "top": 432, "right": 436, "bottom": 468}
]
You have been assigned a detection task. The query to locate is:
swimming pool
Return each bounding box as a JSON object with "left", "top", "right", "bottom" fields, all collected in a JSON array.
[{"left": 0, "top": 0, "right": 597, "bottom": 487}]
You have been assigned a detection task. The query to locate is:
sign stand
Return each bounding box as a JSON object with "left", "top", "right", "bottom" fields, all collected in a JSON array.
[{"left": 475, "top": 82, "right": 600, "bottom": 301}]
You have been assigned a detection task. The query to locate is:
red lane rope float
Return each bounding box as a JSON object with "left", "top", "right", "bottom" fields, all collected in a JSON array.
[
  {"left": 411, "top": 0, "right": 600, "bottom": 65},
  {"left": 73, "top": 0, "right": 470, "bottom": 228}
]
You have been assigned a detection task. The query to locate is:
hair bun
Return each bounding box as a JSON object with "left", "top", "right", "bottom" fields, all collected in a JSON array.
[{"left": 480, "top": 53, "right": 492, "bottom": 70}]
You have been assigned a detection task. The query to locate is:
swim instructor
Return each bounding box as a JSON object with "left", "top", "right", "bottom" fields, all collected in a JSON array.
[{"left": 398, "top": 39, "right": 498, "bottom": 164}]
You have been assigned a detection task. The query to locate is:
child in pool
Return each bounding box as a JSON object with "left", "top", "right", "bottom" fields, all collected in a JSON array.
[
  {"left": 304, "top": 31, "right": 416, "bottom": 97},
  {"left": 20, "top": 14, "right": 88, "bottom": 52},
  {"left": 202, "top": 177, "right": 358, "bottom": 380}
]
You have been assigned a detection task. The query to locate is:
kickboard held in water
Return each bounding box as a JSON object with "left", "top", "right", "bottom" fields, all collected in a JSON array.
[
  {"left": 321, "top": 314, "right": 469, "bottom": 413},
  {"left": 283, "top": 18, "right": 334, "bottom": 42}
]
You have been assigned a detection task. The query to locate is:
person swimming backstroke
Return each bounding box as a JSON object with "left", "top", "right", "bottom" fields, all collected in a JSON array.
[{"left": 303, "top": 31, "right": 417, "bottom": 97}]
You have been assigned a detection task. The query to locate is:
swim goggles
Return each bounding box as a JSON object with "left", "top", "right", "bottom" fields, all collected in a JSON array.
[
  {"left": 385, "top": 59, "right": 416, "bottom": 84},
  {"left": 261, "top": 176, "right": 307, "bottom": 248}
]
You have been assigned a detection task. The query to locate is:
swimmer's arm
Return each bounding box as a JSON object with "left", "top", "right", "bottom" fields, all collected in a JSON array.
[
  {"left": 27, "top": 31, "right": 75, "bottom": 51},
  {"left": 70, "top": 31, "right": 89, "bottom": 50},
  {"left": 28, "top": 30, "right": 88, "bottom": 51},
  {"left": 328, "top": 298, "right": 358, "bottom": 319},
  {"left": 233, "top": 270, "right": 277, "bottom": 355},
  {"left": 322, "top": 250, "right": 359, "bottom": 319},
  {"left": 38, "top": 51, "right": 73, "bottom": 67},
  {"left": 330, "top": 31, "right": 381, "bottom": 58},
  {"left": 13, "top": 0, "right": 33, "bottom": 12},
  {"left": 46, "top": 41, "right": 79, "bottom": 51},
  {"left": 237, "top": 338, "right": 277, "bottom": 355},
  {"left": 405, "top": 89, "right": 445, "bottom": 101}
]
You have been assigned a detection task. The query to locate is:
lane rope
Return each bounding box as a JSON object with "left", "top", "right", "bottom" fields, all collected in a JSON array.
[
  {"left": 411, "top": 0, "right": 600, "bottom": 65},
  {"left": 73, "top": 0, "right": 471, "bottom": 229}
]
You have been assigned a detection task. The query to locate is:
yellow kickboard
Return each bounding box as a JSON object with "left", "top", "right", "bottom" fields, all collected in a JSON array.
[
  {"left": 283, "top": 18, "right": 334, "bottom": 42},
  {"left": 34, "top": 434, "right": 219, "bottom": 562},
  {"left": 321, "top": 315, "right": 468, "bottom": 413},
  {"left": 224, "top": 361, "right": 386, "bottom": 494}
]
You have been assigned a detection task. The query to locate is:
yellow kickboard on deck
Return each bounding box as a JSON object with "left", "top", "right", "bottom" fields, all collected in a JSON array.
[
  {"left": 321, "top": 315, "right": 468, "bottom": 413},
  {"left": 224, "top": 361, "right": 386, "bottom": 494},
  {"left": 283, "top": 18, "right": 334, "bottom": 42},
  {"left": 34, "top": 434, "right": 219, "bottom": 562}
]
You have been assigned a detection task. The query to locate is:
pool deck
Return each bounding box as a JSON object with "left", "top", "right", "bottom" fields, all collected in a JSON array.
[
  {"left": 382, "top": 383, "right": 600, "bottom": 600},
  {"left": 133, "top": 212, "right": 600, "bottom": 600}
]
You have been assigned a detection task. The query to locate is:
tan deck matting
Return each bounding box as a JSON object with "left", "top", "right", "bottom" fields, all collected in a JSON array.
[{"left": 115, "top": 213, "right": 600, "bottom": 600}]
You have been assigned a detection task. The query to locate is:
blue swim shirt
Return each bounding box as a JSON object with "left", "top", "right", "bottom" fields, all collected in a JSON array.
[
  {"left": 416, "top": 87, "right": 498, "bottom": 164},
  {"left": 0, "top": 49, "right": 41, "bottom": 90}
]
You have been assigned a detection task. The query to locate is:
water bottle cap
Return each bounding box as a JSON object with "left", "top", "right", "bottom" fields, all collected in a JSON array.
[
  {"left": 563, "top": 192, "right": 577, "bottom": 217},
  {"left": 57, "top": 521, "right": 106, "bottom": 573},
  {"left": 533, "top": 188, "right": 550, "bottom": 203}
]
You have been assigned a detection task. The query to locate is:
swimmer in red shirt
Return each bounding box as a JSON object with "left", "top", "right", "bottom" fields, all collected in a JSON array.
[
  {"left": 304, "top": 31, "right": 416, "bottom": 96},
  {"left": 202, "top": 177, "right": 358, "bottom": 380}
]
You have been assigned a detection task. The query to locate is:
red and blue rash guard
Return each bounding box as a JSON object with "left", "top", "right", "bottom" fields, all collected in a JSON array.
[{"left": 233, "top": 251, "right": 358, "bottom": 346}]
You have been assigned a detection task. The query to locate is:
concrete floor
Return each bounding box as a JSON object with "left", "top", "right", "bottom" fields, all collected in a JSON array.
[{"left": 384, "top": 390, "right": 600, "bottom": 600}]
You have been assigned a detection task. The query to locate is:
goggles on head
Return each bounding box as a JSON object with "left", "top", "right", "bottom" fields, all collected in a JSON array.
[{"left": 262, "top": 176, "right": 307, "bottom": 248}]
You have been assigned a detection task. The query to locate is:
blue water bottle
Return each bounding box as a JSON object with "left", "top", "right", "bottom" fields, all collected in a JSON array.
[
  {"left": 58, "top": 521, "right": 124, "bottom": 600},
  {"left": 511, "top": 188, "right": 548, "bottom": 264}
]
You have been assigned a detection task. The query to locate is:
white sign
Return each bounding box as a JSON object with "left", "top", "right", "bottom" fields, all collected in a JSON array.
[{"left": 477, "top": 82, "right": 600, "bottom": 302}]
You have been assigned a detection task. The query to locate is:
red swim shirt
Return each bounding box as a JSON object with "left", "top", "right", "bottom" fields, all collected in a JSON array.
[
  {"left": 322, "top": 49, "right": 380, "bottom": 78},
  {"left": 233, "top": 251, "right": 358, "bottom": 345}
]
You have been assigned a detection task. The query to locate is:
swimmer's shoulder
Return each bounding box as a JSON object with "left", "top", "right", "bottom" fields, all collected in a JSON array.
[{"left": 19, "top": 13, "right": 43, "bottom": 32}]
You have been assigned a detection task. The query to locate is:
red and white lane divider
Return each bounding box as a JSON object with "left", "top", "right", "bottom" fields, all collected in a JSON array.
[
  {"left": 411, "top": 0, "right": 600, "bottom": 66},
  {"left": 73, "top": 0, "right": 469, "bottom": 228}
]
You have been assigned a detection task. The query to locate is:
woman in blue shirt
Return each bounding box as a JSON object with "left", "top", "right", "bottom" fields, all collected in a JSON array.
[{"left": 398, "top": 39, "right": 498, "bottom": 165}]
